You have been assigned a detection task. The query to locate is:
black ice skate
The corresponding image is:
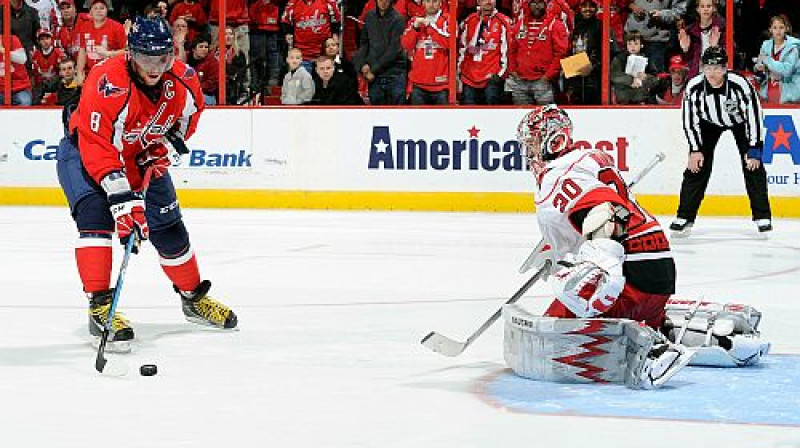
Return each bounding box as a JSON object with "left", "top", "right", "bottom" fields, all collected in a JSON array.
[
  {"left": 669, "top": 218, "right": 694, "bottom": 238},
  {"left": 88, "top": 290, "right": 134, "bottom": 353},
  {"left": 755, "top": 219, "right": 772, "bottom": 233},
  {"left": 176, "top": 280, "right": 238, "bottom": 329}
]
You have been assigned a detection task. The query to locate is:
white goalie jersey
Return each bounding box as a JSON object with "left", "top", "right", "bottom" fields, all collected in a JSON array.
[{"left": 534, "top": 148, "right": 675, "bottom": 296}]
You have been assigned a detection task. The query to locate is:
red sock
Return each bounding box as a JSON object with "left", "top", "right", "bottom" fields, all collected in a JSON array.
[
  {"left": 76, "top": 240, "right": 112, "bottom": 293},
  {"left": 160, "top": 247, "right": 201, "bottom": 292}
]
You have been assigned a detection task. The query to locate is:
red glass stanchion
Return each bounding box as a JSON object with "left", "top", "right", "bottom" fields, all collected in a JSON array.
[
  {"left": 2, "top": 0, "right": 11, "bottom": 106},
  {"left": 218, "top": 0, "right": 227, "bottom": 105},
  {"left": 600, "top": 0, "right": 611, "bottom": 105}
]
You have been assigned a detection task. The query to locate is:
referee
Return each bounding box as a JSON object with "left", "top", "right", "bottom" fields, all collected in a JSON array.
[{"left": 670, "top": 46, "right": 772, "bottom": 236}]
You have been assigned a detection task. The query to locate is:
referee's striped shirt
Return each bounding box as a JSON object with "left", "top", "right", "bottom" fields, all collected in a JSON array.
[{"left": 681, "top": 71, "right": 765, "bottom": 152}]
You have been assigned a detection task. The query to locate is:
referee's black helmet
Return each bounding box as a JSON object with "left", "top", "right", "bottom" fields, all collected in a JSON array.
[{"left": 701, "top": 46, "right": 728, "bottom": 66}]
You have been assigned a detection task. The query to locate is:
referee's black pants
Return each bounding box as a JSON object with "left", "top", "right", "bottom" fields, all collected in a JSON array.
[{"left": 676, "top": 120, "right": 772, "bottom": 222}]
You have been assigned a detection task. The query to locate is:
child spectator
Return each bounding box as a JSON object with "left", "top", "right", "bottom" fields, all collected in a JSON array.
[
  {"left": 42, "top": 57, "right": 81, "bottom": 106},
  {"left": 281, "top": 47, "right": 315, "bottom": 104},
  {"left": 31, "top": 28, "right": 66, "bottom": 105},
  {"left": 678, "top": 0, "right": 724, "bottom": 78},
  {"left": 457, "top": 0, "right": 512, "bottom": 105},
  {"left": 507, "top": 0, "right": 568, "bottom": 105},
  {"left": 249, "top": 0, "right": 282, "bottom": 92},
  {"left": 624, "top": 0, "right": 686, "bottom": 72},
  {"left": 611, "top": 30, "right": 657, "bottom": 104},
  {"left": 187, "top": 35, "right": 219, "bottom": 105},
  {"left": 402, "top": 0, "right": 452, "bottom": 105},
  {"left": 0, "top": 33, "right": 33, "bottom": 105},
  {"left": 654, "top": 54, "right": 689, "bottom": 105},
  {"left": 754, "top": 14, "right": 800, "bottom": 104},
  {"left": 169, "top": 0, "right": 208, "bottom": 44},
  {"left": 311, "top": 56, "right": 364, "bottom": 104}
]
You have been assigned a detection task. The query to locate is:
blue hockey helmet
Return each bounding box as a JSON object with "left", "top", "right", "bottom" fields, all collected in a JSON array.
[
  {"left": 128, "top": 16, "right": 174, "bottom": 78},
  {"left": 128, "top": 16, "right": 173, "bottom": 56}
]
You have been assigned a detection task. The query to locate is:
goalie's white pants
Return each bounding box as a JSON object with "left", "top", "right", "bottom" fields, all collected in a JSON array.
[{"left": 503, "top": 305, "right": 695, "bottom": 390}]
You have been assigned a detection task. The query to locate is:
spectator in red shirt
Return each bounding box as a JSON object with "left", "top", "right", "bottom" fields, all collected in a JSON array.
[
  {"left": 32, "top": 27, "right": 67, "bottom": 104},
  {"left": 75, "top": 0, "right": 127, "bottom": 84},
  {"left": 53, "top": 0, "right": 89, "bottom": 59},
  {"left": 250, "top": 0, "right": 282, "bottom": 90},
  {"left": 402, "top": 0, "right": 452, "bottom": 105},
  {"left": 169, "top": 0, "right": 207, "bottom": 45},
  {"left": 187, "top": 35, "right": 219, "bottom": 105},
  {"left": 282, "top": 0, "right": 342, "bottom": 71},
  {"left": 507, "top": 0, "right": 568, "bottom": 105},
  {"left": 458, "top": 0, "right": 512, "bottom": 104},
  {"left": 0, "top": 34, "right": 34, "bottom": 105}
]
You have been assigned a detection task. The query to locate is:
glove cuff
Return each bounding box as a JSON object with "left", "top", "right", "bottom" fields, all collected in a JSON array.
[{"left": 100, "top": 171, "right": 131, "bottom": 197}]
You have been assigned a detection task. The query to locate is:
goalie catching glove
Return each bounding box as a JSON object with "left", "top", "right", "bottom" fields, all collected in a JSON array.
[{"left": 551, "top": 239, "right": 625, "bottom": 317}]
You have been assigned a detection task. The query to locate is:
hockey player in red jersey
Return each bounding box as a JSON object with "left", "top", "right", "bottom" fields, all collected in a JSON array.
[
  {"left": 509, "top": 104, "right": 693, "bottom": 388},
  {"left": 56, "top": 16, "right": 238, "bottom": 351}
]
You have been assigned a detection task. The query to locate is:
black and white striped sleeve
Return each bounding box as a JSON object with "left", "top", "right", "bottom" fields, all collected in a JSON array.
[
  {"left": 730, "top": 73, "right": 765, "bottom": 150},
  {"left": 682, "top": 76, "right": 704, "bottom": 152}
]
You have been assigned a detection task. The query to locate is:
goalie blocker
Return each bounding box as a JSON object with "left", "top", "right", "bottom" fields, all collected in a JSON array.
[
  {"left": 663, "top": 299, "right": 770, "bottom": 367},
  {"left": 503, "top": 304, "right": 695, "bottom": 390}
]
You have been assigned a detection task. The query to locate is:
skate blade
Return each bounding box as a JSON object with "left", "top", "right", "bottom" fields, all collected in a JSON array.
[
  {"left": 184, "top": 316, "right": 239, "bottom": 331},
  {"left": 670, "top": 228, "right": 692, "bottom": 239},
  {"left": 90, "top": 338, "right": 133, "bottom": 353}
]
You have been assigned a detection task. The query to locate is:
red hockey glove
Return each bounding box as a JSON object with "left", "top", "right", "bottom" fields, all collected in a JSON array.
[
  {"left": 136, "top": 145, "right": 172, "bottom": 178},
  {"left": 109, "top": 190, "right": 149, "bottom": 249}
]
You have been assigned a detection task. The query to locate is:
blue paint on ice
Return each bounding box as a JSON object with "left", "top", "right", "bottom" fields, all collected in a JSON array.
[{"left": 486, "top": 354, "right": 800, "bottom": 426}]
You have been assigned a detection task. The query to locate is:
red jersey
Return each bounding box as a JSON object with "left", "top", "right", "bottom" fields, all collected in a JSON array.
[
  {"left": 170, "top": 1, "right": 208, "bottom": 43},
  {"left": 32, "top": 47, "right": 67, "bottom": 85},
  {"left": 170, "top": 2, "right": 208, "bottom": 27},
  {"left": 401, "top": 11, "right": 452, "bottom": 92},
  {"left": 0, "top": 35, "right": 32, "bottom": 93},
  {"left": 75, "top": 18, "right": 127, "bottom": 71},
  {"left": 69, "top": 55, "right": 205, "bottom": 190},
  {"left": 509, "top": 15, "right": 568, "bottom": 81},
  {"left": 458, "top": 10, "right": 512, "bottom": 88},
  {"left": 282, "top": 0, "right": 342, "bottom": 60},
  {"left": 209, "top": 0, "right": 250, "bottom": 26},
  {"left": 55, "top": 13, "right": 92, "bottom": 58},
  {"left": 250, "top": 0, "right": 281, "bottom": 32}
]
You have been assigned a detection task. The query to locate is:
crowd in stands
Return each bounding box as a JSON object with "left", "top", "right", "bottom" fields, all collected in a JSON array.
[{"left": 0, "top": 0, "right": 798, "bottom": 106}]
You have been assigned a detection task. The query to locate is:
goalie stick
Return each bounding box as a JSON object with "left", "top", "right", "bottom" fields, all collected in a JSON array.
[
  {"left": 420, "top": 260, "right": 551, "bottom": 357},
  {"left": 518, "top": 151, "right": 666, "bottom": 274}
]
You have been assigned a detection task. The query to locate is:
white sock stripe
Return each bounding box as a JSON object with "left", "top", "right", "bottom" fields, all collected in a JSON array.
[
  {"left": 76, "top": 237, "right": 113, "bottom": 248},
  {"left": 159, "top": 247, "right": 195, "bottom": 267}
]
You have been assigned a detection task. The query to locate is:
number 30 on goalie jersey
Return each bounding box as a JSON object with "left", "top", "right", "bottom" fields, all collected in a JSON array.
[{"left": 536, "top": 149, "right": 674, "bottom": 296}]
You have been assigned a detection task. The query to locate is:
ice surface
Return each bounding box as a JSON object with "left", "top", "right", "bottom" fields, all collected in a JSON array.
[{"left": 2, "top": 207, "right": 798, "bottom": 448}]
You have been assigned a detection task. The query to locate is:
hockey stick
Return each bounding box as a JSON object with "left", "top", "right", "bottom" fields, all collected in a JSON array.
[
  {"left": 518, "top": 151, "right": 667, "bottom": 274},
  {"left": 95, "top": 167, "right": 155, "bottom": 375},
  {"left": 420, "top": 260, "right": 552, "bottom": 357}
]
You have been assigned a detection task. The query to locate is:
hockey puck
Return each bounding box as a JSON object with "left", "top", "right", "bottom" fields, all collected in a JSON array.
[{"left": 139, "top": 364, "right": 158, "bottom": 376}]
